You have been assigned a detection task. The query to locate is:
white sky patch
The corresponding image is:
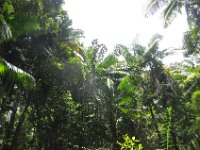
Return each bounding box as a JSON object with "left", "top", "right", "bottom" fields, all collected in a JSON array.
[{"left": 64, "top": 0, "right": 189, "bottom": 65}]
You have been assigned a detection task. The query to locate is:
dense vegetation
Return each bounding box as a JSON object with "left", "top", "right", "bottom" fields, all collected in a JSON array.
[{"left": 0, "top": 0, "right": 200, "bottom": 149}]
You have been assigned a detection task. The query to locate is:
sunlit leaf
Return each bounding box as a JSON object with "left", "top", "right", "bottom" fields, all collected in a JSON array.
[{"left": 0, "top": 58, "right": 35, "bottom": 89}]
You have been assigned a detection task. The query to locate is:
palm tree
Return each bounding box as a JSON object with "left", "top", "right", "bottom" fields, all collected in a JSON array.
[
  {"left": 145, "top": 0, "right": 200, "bottom": 29},
  {"left": 146, "top": 0, "right": 200, "bottom": 56},
  {"left": 114, "top": 34, "right": 183, "bottom": 149}
]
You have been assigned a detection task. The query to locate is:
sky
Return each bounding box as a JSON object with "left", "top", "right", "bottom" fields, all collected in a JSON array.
[{"left": 63, "top": 0, "right": 189, "bottom": 64}]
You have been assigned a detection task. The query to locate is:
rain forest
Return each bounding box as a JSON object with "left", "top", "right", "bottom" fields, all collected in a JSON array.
[{"left": 1, "top": 0, "right": 200, "bottom": 150}]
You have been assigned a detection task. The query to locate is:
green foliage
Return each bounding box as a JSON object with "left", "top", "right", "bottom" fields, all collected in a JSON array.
[
  {"left": 190, "top": 90, "right": 200, "bottom": 112},
  {"left": 3, "top": 1, "right": 14, "bottom": 14},
  {"left": 1, "top": 0, "right": 200, "bottom": 149},
  {"left": 161, "top": 106, "right": 173, "bottom": 150},
  {"left": 101, "top": 54, "right": 119, "bottom": 69},
  {"left": 9, "top": 14, "right": 40, "bottom": 38},
  {"left": 118, "top": 135, "right": 143, "bottom": 150},
  {"left": 0, "top": 58, "right": 35, "bottom": 89},
  {"left": 186, "top": 90, "right": 200, "bottom": 134},
  {"left": 0, "top": 60, "right": 7, "bottom": 73},
  {"left": 0, "top": 0, "right": 14, "bottom": 40},
  {"left": 162, "top": 0, "right": 179, "bottom": 28},
  {"left": 118, "top": 76, "right": 134, "bottom": 94}
]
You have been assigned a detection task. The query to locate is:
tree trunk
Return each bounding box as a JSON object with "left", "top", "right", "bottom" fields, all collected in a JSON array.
[
  {"left": 170, "top": 130, "right": 179, "bottom": 150},
  {"left": 2, "top": 95, "right": 19, "bottom": 150},
  {"left": 148, "top": 102, "right": 162, "bottom": 146},
  {"left": 10, "top": 100, "right": 30, "bottom": 149}
]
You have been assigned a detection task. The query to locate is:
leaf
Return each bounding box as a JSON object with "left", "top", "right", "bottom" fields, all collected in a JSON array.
[
  {"left": 0, "top": 20, "right": 12, "bottom": 40},
  {"left": 0, "top": 14, "right": 4, "bottom": 22},
  {"left": 8, "top": 15, "right": 14, "bottom": 20},
  {"left": 0, "top": 61, "right": 7, "bottom": 74},
  {"left": 118, "top": 76, "right": 134, "bottom": 94},
  {"left": 101, "top": 54, "right": 119, "bottom": 69},
  {"left": 16, "top": 72, "right": 35, "bottom": 89},
  {"left": 163, "top": 0, "right": 178, "bottom": 28},
  {"left": 9, "top": 14, "right": 40, "bottom": 38},
  {"left": 0, "top": 58, "right": 35, "bottom": 89},
  {"left": 3, "top": 1, "right": 14, "bottom": 14},
  {"left": 118, "top": 135, "right": 143, "bottom": 150},
  {"left": 147, "top": 34, "right": 163, "bottom": 50},
  {"left": 145, "top": 0, "right": 168, "bottom": 16}
]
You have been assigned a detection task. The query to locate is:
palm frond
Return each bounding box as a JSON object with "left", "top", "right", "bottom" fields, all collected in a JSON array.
[
  {"left": 0, "top": 20, "right": 12, "bottom": 41},
  {"left": 145, "top": 0, "right": 168, "bottom": 16},
  {"left": 143, "top": 34, "right": 163, "bottom": 63},
  {"left": 0, "top": 58, "right": 35, "bottom": 89},
  {"left": 9, "top": 14, "right": 40, "bottom": 38},
  {"left": 148, "top": 34, "right": 163, "bottom": 52},
  {"left": 163, "top": 0, "right": 179, "bottom": 28}
]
